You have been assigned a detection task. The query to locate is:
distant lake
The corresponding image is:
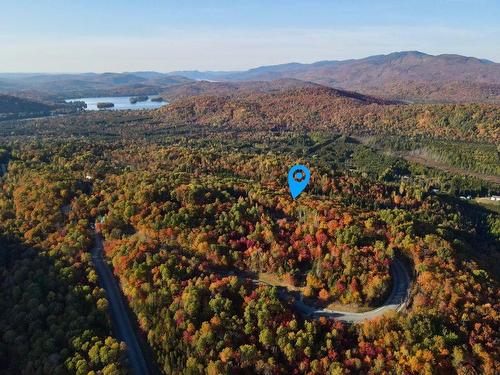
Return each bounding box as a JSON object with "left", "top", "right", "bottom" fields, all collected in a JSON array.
[{"left": 65, "top": 96, "right": 167, "bottom": 111}]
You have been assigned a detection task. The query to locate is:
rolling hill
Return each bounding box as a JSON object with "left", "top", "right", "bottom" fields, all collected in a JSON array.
[
  {"left": 160, "top": 85, "right": 499, "bottom": 143},
  {"left": 159, "top": 78, "right": 321, "bottom": 101},
  {"left": 0, "top": 94, "right": 53, "bottom": 114}
]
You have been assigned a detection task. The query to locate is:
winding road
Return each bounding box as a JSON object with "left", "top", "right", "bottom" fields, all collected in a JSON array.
[
  {"left": 91, "top": 234, "right": 151, "bottom": 375},
  {"left": 252, "top": 257, "right": 412, "bottom": 323},
  {"left": 92, "top": 229, "right": 411, "bottom": 374}
]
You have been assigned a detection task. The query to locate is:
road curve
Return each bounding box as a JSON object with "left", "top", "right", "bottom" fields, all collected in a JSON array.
[
  {"left": 254, "top": 257, "right": 411, "bottom": 323},
  {"left": 91, "top": 234, "right": 151, "bottom": 375}
]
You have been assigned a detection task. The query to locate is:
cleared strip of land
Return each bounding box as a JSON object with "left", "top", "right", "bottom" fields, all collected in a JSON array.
[{"left": 403, "top": 154, "right": 500, "bottom": 184}]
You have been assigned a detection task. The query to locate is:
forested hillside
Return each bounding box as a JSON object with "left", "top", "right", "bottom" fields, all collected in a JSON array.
[
  {"left": 0, "top": 160, "right": 128, "bottom": 373},
  {"left": 159, "top": 79, "right": 320, "bottom": 101},
  {"left": 0, "top": 112, "right": 498, "bottom": 374},
  {"left": 0, "top": 94, "right": 53, "bottom": 114},
  {"left": 161, "top": 87, "right": 500, "bottom": 143}
]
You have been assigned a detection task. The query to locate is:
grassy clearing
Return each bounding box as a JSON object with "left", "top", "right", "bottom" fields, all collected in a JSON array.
[
  {"left": 324, "top": 302, "right": 373, "bottom": 313},
  {"left": 258, "top": 272, "right": 301, "bottom": 291}
]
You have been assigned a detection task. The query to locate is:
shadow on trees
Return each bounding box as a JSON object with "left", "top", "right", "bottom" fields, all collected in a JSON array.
[{"left": 0, "top": 232, "right": 127, "bottom": 374}]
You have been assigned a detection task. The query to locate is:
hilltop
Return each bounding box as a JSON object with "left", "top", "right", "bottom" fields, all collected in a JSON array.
[{"left": 161, "top": 85, "right": 392, "bottom": 128}]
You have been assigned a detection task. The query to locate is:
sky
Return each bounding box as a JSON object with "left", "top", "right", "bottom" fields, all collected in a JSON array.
[{"left": 1, "top": 0, "right": 499, "bottom": 73}]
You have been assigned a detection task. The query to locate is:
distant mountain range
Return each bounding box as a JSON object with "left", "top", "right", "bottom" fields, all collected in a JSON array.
[
  {"left": 166, "top": 51, "right": 500, "bottom": 103},
  {"left": 0, "top": 51, "right": 499, "bottom": 103}
]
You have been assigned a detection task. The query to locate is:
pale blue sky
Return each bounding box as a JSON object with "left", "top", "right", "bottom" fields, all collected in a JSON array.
[{"left": 1, "top": 0, "right": 498, "bottom": 72}]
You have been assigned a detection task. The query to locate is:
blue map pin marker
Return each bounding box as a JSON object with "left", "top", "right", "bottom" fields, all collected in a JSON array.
[{"left": 288, "top": 164, "right": 310, "bottom": 199}]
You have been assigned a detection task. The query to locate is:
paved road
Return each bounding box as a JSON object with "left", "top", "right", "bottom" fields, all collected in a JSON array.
[
  {"left": 91, "top": 234, "right": 151, "bottom": 375},
  {"left": 251, "top": 257, "right": 411, "bottom": 323}
]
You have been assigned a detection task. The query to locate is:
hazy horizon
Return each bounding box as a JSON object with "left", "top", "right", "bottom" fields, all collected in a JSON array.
[
  {"left": 0, "top": 50, "right": 498, "bottom": 76},
  {"left": 1, "top": 0, "right": 499, "bottom": 73}
]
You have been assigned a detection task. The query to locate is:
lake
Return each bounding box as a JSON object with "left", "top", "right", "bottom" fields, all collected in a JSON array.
[{"left": 65, "top": 96, "right": 167, "bottom": 111}]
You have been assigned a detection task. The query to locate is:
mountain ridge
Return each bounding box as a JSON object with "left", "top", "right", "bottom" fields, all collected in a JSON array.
[{"left": 166, "top": 51, "right": 500, "bottom": 103}]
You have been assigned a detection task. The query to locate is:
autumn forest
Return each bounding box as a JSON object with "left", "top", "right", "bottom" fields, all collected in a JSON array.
[{"left": 0, "top": 88, "right": 498, "bottom": 375}]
